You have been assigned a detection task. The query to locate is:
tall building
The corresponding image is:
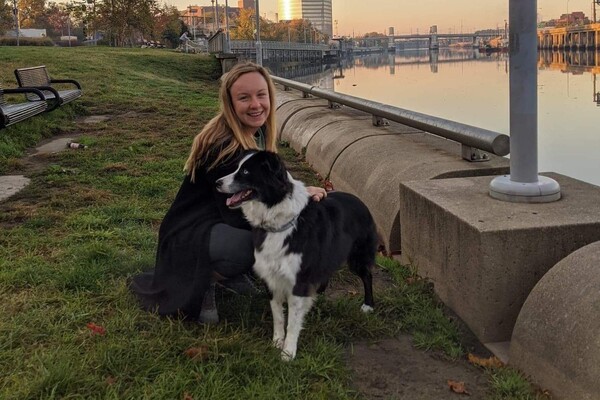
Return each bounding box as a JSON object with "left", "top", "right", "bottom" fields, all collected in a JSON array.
[
  {"left": 238, "top": 0, "right": 255, "bottom": 9},
  {"left": 278, "top": 0, "right": 333, "bottom": 38}
]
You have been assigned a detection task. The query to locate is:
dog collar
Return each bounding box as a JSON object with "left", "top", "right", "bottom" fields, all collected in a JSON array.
[{"left": 261, "top": 216, "right": 298, "bottom": 233}]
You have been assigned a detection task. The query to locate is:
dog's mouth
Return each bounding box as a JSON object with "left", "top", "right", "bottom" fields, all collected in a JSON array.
[{"left": 225, "top": 189, "right": 255, "bottom": 208}]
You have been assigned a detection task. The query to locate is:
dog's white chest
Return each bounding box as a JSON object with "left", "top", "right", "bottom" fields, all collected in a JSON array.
[{"left": 253, "top": 232, "right": 301, "bottom": 292}]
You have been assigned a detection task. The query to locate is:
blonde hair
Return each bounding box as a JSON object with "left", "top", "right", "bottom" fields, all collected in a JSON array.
[{"left": 184, "top": 62, "right": 278, "bottom": 180}]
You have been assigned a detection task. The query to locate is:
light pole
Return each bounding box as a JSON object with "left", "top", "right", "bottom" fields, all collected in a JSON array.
[
  {"left": 211, "top": 0, "right": 215, "bottom": 32},
  {"left": 489, "top": 0, "right": 561, "bottom": 203},
  {"left": 12, "top": 0, "right": 19, "bottom": 46},
  {"left": 224, "top": 0, "right": 230, "bottom": 52},
  {"left": 215, "top": 0, "right": 220, "bottom": 31},
  {"left": 255, "top": 0, "right": 262, "bottom": 65}
]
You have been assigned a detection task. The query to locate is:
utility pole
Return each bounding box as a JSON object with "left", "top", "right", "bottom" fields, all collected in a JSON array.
[
  {"left": 12, "top": 0, "right": 19, "bottom": 46},
  {"left": 489, "top": 0, "right": 561, "bottom": 203},
  {"left": 255, "top": 0, "right": 262, "bottom": 65},
  {"left": 224, "top": 0, "right": 230, "bottom": 52}
]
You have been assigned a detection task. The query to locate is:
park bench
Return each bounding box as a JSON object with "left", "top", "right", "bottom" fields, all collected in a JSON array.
[
  {"left": 0, "top": 84, "right": 48, "bottom": 130},
  {"left": 14, "top": 66, "right": 82, "bottom": 111}
]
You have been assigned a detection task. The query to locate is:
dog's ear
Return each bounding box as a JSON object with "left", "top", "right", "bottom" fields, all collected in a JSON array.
[{"left": 261, "top": 152, "right": 288, "bottom": 184}]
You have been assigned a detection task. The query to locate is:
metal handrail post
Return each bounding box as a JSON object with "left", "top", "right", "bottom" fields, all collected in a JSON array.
[{"left": 489, "top": 0, "right": 561, "bottom": 202}]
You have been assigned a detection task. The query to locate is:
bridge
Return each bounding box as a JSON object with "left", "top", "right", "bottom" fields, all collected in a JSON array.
[{"left": 358, "top": 29, "right": 501, "bottom": 50}]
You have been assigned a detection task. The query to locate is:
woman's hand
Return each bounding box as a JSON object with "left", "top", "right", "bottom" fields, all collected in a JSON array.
[{"left": 307, "top": 186, "right": 327, "bottom": 202}]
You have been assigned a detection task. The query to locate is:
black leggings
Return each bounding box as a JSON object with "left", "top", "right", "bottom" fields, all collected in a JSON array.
[{"left": 208, "top": 223, "right": 254, "bottom": 278}]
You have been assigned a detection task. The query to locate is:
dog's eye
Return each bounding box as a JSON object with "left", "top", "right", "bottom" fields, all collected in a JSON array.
[{"left": 242, "top": 168, "right": 249, "bottom": 175}]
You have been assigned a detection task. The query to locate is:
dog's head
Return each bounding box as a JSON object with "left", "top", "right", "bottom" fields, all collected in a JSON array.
[{"left": 216, "top": 150, "right": 292, "bottom": 208}]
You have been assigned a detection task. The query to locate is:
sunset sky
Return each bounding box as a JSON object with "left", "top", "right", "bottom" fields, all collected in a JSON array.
[{"left": 168, "top": 0, "right": 596, "bottom": 36}]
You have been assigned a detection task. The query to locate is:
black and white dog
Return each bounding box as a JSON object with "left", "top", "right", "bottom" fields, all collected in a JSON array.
[{"left": 216, "top": 150, "right": 377, "bottom": 360}]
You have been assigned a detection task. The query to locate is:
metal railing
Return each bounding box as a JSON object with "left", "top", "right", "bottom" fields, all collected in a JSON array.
[
  {"left": 272, "top": 76, "right": 510, "bottom": 159},
  {"left": 231, "top": 40, "right": 329, "bottom": 51}
]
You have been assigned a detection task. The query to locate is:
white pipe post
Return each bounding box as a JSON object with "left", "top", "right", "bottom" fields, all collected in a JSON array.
[
  {"left": 489, "top": 0, "right": 561, "bottom": 203},
  {"left": 224, "top": 0, "right": 231, "bottom": 52},
  {"left": 255, "top": 0, "right": 263, "bottom": 65}
]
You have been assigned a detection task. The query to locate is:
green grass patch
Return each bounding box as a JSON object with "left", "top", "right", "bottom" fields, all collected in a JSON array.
[{"left": 0, "top": 47, "right": 540, "bottom": 399}]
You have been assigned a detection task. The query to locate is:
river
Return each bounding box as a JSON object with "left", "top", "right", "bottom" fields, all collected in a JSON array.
[{"left": 267, "top": 49, "right": 600, "bottom": 187}]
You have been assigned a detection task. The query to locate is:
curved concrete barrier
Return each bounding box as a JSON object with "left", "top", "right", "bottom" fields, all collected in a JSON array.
[
  {"left": 276, "top": 89, "right": 509, "bottom": 252},
  {"left": 509, "top": 241, "right": 600, "bottom": 400}
]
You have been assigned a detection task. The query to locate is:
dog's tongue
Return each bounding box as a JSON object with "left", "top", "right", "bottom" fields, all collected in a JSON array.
[{"left": 226, "top": 192, "right": 244, "bottom": 207}]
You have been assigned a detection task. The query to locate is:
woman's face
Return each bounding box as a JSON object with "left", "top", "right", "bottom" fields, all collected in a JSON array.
[{"left": 230, "top": 71, "right": 271, "bottom": 136}]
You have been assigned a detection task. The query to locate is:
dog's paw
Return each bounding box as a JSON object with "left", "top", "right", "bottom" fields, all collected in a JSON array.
[
  {"left": 360, "top": 304, "right": 374, "bottom": 313},
  {"left": 281, "top": 350, "right": 295, "bottom": 362}
]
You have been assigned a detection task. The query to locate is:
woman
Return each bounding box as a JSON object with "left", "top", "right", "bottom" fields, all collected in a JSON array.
[{"left": 130, "top": 62, "right": 327, "bottom": 324}]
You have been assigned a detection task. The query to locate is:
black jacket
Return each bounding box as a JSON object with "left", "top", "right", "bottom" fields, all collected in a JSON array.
[{"left": 129, "top": 145, "right": 248, "bottom": 319}]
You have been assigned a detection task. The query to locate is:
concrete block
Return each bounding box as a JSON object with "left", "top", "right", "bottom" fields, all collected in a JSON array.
[
  {"left": 510, "top": 241, "right": 600, "bottom": 400},
  {"left": 399, "top": 173, "right": 600, "bottom": 342}
]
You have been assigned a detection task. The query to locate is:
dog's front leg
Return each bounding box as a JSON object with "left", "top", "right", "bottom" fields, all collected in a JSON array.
[
  {"left": 281, "top": 295, "right": 314, "bottom": 361},
  {"left": 270, "top": 291, "right": 286, "bottom": 350}
]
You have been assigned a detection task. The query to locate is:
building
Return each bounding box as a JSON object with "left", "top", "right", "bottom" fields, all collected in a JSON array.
[
  {"left": 238, "top": 0, "right": 255, "bottom": 9},
  {"left": 278, "top": 0, "right": 333, "bottom": 38},
  {"left": 181, "top": 5, "right": 241, "bottom": 37}
]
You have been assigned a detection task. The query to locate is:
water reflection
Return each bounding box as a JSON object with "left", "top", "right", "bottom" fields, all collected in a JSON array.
[
  {"left": 538, "top": 50, "right": 600, "bottom": 106},
  {"left": 270, "top": 49, "right": 600, "bottom": 186}
]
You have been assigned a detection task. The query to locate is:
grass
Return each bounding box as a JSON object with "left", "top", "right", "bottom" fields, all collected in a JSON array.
[{"left": 0, "top": 46, "right": 546, "bottom": 399}]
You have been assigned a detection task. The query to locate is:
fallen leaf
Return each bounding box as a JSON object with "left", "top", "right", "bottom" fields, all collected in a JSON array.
[
  {"left": 183, "top": 345, "right": 210, "bottom": 361},
  {"left": 105, "top": 376, "right": 116, "bottom": 386},
  {"left": 183, "top": 392, "right": 194, "bottom": 400},
  {"left": 86, "top": 322, "right": 106, "bottom": 336},
  {"left": 467, "top": 353, "right": 504, "bottom": 369},
  {"left": 447, "top": 380, "right": 470, "bottom": 395},
  {"left": 347, "top": 289, "right": 358, "bottom": 296}
]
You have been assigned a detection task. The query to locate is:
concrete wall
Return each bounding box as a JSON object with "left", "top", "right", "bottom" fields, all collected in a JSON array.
[{"left": 275, "top": 89, "right": 509, "bottom": 253}]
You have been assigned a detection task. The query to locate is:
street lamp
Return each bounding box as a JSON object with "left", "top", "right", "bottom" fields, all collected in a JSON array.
[
  {"left": 255, "top": 0, "right": 262, "bottom": 65},
  {"left": 12, "top": 0, "right": 19, "bottom": 46},
  {"left": 224, "top": 0, "right": 230, "bottom": 52},
  {"left": 211, "top": 0, "right": 215, "bottom": 32}
]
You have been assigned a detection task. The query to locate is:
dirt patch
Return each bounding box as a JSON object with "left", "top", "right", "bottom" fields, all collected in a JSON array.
[
  {"left": 325, "top": 265, "right": 495, "bottom": 399},
  {"left": 346, "top": 335, "right": 491, "bottom": 399}
]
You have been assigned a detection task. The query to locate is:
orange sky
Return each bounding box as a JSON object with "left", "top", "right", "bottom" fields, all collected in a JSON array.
[{"left": 170, "top": 0, "right": 597, "bottom": 36}]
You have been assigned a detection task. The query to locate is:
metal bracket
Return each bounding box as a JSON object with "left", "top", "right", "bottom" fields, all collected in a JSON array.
[
  {"left": 328, "top": 100, "right": 341, "bottom": 109},
  {"left": 461, "top": 145, "right": 490, "bottom": 162},
  {"left": 372, "top": 115, "right": 389, "bottom": 126},
  {"left": 283, "top": 85, "right": 291, "bottom": 91},
  {"left": 302, "top": 91, "right": 311, "bottom": 98}
]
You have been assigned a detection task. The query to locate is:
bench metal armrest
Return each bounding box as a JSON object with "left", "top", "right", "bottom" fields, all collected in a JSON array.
[
  {"left": 34, "top": 86, "right": 62, "bottom": 111},
  {"left": 50, "top": 79, "right": 82, "bottom": 90},
  {"left": 2, "top": 87, "right": 47, "bottom": 101}
]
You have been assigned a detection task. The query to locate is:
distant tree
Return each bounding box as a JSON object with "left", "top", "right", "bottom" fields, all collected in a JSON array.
[
  {"left": 96, "top": 0, "right": 158, "bottom": 46},
  {"left": 43, "top": 2, "right": 70, "bottom": 37},
  {"left": 0, "top": 0, "right": 14, "bottom": 35},
  {"left": 230, "top": 8, "right": 255, "bottom": 40},
  {"left": 18, "top": 0, "right": 46, "bottom": 28},
  {"left": 155, "top": 4, "right": 184, "bottom": 47}
]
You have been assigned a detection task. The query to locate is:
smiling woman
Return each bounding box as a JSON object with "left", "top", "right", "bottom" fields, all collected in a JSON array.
[{"left": 128, "top": 61, "right": 327, "bottom": 325}]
